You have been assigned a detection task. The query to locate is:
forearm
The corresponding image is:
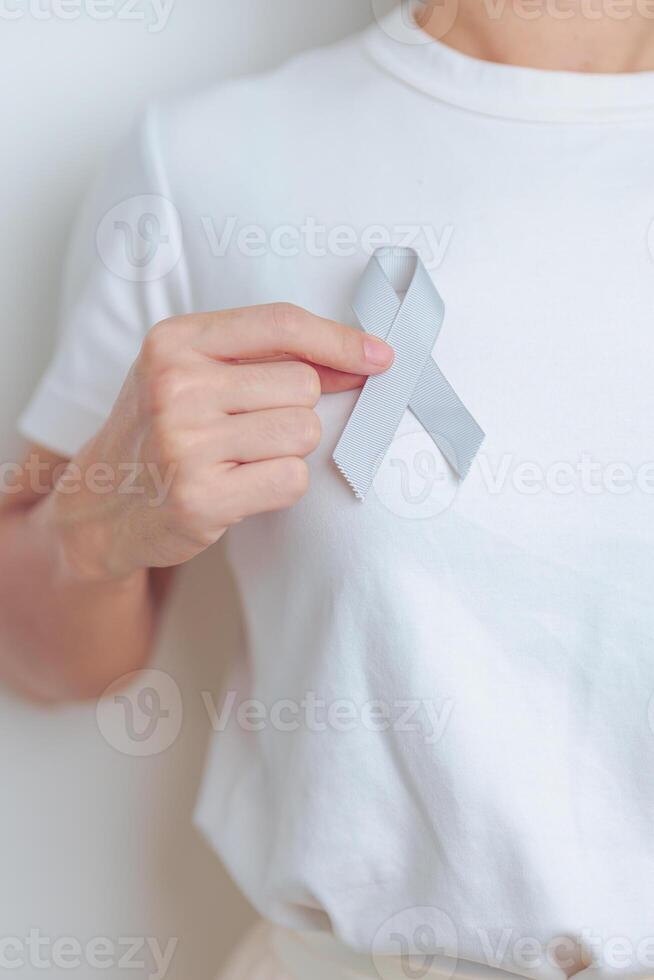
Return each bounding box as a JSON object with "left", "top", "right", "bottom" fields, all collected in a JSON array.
[{"left": 0, "top": 491, "right": 161, "bottom": 703}]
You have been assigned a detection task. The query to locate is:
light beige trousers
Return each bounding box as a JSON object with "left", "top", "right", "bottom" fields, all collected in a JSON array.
[{"left": 216, "top": 921, "right": 526, "bottom": 980}]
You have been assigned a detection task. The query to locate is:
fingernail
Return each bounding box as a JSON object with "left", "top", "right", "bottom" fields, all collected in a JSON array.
[{"left": 364, "top": 337, "right": 394, "bottom": 368}]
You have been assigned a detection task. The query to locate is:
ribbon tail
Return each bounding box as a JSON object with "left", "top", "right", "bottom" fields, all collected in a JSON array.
[{"left": 409, "top": 358, "right": 485, "bottom": 479}]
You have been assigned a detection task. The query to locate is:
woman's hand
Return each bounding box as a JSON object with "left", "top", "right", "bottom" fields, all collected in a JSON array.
[{"left": 54, "top": 303, "right": 393, "bottom": 581}]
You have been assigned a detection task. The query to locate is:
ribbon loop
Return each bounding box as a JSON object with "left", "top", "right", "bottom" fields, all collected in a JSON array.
[{"left": 333, "top": 247, "right": 484, "bottom": 500}]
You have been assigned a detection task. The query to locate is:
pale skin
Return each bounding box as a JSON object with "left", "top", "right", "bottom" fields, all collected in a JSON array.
[
  {"left": 418, "top": 0, "right": 654, "bottom": 70},
  {"left": 0, "top": 306, "right": 393, "bottom": 701},
  {"left": 3, "top": 0, "right": 654, "bottom": 703}
]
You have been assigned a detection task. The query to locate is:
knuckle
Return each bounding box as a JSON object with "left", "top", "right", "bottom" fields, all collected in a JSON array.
[
  {"left": 140, "top": 319, "right": 178, "bottom": 365},
  {"left": 339, "top": 324, "right": 359, "bottom": 366},
  {"left": 168, "top": 474, "right": 209, "bottom": 533},
  {"left": 270, "top": 457, "right": 309, "bottom": 502},
  {"left": 261, "top": 408, "right": 320, "bottom": 453},
  {"left": 294, "top": 363, "right": 321, "bottom": 405},
  {"left": 292, "top": 407, "right": 321, "bottom": 452},
  {"left": 270, "top": 301, "right": 303, "bottom": 340},
  {"left": 149, "top": 416, "right": 186, "bottom": 463},
  {"left": 141, "top": 315, "right": 198, "bottom": 370},
  {"left": 148, "top": 366, "right": 188, "bottom": 415},
  {"left": 238, "top": 361, "right": 270, "bottom": 396}
]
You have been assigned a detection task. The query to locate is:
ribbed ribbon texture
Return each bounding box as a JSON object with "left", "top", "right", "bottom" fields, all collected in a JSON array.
[{"left": 333, "top": 247, "right": 484, "bottom": 500}]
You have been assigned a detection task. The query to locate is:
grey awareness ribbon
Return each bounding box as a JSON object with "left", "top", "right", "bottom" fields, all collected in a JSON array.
[{"left": 333, "top": 247, "right": 484, "bottom": 500}]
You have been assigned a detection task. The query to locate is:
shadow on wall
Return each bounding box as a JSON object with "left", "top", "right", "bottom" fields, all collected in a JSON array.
[{"left": 0, "top": 542, "right": 255, "bottom": 980}]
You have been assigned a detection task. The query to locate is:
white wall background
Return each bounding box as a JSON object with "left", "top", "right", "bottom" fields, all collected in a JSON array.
[{"left": 0, "top": 2, "right": 375, "bottom": 977}]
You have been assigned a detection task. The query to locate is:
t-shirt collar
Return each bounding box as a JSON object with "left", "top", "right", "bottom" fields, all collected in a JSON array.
[{"left": 364, "top": 3, "right": 654, "bottom": 122}]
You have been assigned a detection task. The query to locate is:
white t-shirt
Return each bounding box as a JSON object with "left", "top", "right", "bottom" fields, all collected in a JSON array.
[{"left": 20, "top": 9, "right": 654, "bottom": 979}]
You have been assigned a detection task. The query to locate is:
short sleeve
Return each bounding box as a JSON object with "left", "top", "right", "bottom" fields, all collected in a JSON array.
[{"left": 18, "top": 107, "right": 190, "bottom": 458}]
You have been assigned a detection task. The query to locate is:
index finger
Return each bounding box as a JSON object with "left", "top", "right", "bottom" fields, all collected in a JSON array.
[{"left": 194, "top": 303, "right": 394, "bottom": 375}]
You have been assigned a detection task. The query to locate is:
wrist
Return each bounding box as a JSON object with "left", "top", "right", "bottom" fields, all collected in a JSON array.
[{"left": 33, "top": 478, "right": 140, "bottom": 586}]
